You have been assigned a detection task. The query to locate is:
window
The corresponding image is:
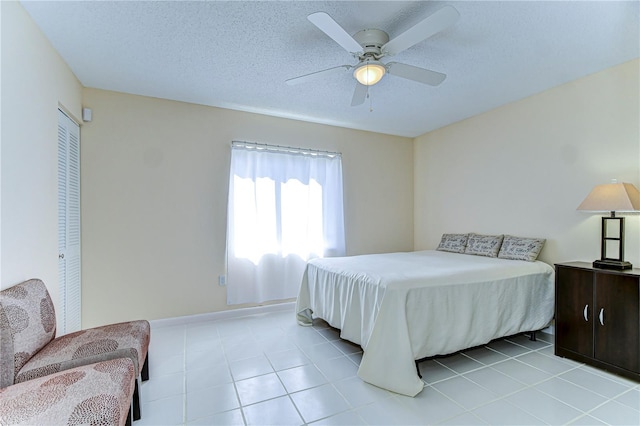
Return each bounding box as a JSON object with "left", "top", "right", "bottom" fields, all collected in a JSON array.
[{"left": 226, "top": 142, "right": 345, "bottom": 305}]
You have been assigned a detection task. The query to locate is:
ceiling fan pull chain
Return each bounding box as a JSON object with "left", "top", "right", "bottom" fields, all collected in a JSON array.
[{"left": 368, "top": 88, "right": 374, "bottom": 112}]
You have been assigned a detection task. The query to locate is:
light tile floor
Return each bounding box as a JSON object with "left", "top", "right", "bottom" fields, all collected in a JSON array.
[{"left": 137, "top": 307, "right": 640, "bottom": 425}]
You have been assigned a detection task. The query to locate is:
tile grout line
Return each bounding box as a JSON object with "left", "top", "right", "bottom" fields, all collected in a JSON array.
[
  {"left": 293, "top": 328, "right": 352, "bottom": 424},
  {"left": 427, "top": 342, "right": 566, "bottom": 425},
  {"left": 270, "top": 324, "right": 307, "bottom": 426},
  {"left": 479, "top": 356, "right": 624, "bottom": 425},
  {"left": 223, "top": 328, "right": 250, "bottom": 426},
  {"left": 147, "top": 314, "right": 640, "bottom": 426}
]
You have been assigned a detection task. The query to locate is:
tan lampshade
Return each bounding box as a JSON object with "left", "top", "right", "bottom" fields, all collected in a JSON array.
[{"left": 577, "top": 182, "right": 640, "bottom": 212}]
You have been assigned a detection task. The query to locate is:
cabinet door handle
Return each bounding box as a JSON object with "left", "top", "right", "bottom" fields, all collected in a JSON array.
[
  {"left": 599, "top": 308, "right": 604, "bottom": 326},
  {"left": 583, "top": 304, "right": 589, "bottom": 322}
]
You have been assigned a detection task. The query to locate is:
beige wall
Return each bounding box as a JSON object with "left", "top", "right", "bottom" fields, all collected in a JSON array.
[
  {"left": 5, "top": 0, "right": 638, "bottom": 329},
  {"left": 414, "top": 59, "right": 640, "bottom": 266},
  {"left": 80, "top": 88, "right": 414, "bottom": 327},
  {"left": 1, "top": 1, "right": 82, "bottom": 328}
]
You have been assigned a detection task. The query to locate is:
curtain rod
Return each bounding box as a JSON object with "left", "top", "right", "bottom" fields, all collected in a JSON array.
[{"left": 231, "top": 141, "right": 341, "bottom": 157}]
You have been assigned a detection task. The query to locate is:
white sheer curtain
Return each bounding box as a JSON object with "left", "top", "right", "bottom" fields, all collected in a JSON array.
[{"left": 226, "top": 143, "right": 345, "bottom": 305}]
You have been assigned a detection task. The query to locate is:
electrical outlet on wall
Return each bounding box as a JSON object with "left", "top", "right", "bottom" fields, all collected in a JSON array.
[{"left": 218, "top": 275, "right": 226, "bottom": 286}]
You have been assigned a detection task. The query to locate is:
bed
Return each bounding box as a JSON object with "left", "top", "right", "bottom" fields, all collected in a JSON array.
[{"left": 295, "top": 249, "right": 555, "bottom": 396}]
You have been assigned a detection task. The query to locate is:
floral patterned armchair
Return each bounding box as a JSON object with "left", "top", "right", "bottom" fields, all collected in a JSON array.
[{"left": 0, "top": 279, "right": 150, "bottom": 422}]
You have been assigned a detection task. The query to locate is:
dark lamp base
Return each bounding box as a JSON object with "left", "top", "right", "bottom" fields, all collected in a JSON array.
[{"left": 593, "top": 259, "right": 633, "bottom": 270}]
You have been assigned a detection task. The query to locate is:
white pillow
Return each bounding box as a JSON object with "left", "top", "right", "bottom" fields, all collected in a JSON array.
[
  {"left": 464, "top": 233, "right": 504, "bottom": 257},
  {"left": 498, "top": 235, "right": 546, "bottom": 261},
  {"left": 436, "top": 233, "right": 468, "bottom": 253}
]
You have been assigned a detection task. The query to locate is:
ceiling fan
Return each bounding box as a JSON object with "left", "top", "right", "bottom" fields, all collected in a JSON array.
[{"left": 286, "top": 5, "right": 460, "bottom": 106}]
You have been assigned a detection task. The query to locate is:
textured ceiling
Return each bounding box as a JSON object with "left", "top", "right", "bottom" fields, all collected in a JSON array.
[{"left": 21, "top": 1, "right": 640, "bottom": 137}]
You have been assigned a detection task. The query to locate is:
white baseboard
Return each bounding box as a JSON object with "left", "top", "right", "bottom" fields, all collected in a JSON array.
[{"left": 149, "top": 301, "right": 296, "bottom": 329}]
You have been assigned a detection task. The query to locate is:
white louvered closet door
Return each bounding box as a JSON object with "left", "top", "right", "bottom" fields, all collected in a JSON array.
[{"left": 58, "top": 109, "right": 81, "bottom": 334}]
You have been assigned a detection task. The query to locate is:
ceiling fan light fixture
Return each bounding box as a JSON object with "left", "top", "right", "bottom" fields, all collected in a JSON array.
[{"left": 354, "top": 61, "right": 386, "bottom": 86}]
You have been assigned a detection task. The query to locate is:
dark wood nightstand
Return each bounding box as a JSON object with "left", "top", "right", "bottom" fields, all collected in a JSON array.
[{"left": 555, "top": 262, "right": 640, "bottom": 381}]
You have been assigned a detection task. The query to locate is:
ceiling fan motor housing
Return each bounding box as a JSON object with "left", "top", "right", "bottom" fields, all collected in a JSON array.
[{"left": 353, "top": 29, "right": 389, "bottom": 56}]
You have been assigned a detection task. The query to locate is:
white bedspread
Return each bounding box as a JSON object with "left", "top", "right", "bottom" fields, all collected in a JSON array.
[{"left": 296, "top": 250, "right": 555, "bottom": 396}]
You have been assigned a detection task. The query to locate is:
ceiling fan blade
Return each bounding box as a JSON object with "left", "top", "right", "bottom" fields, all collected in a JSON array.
[
  {"left": 308, "top": 12, "right": 363, "bottom": 53},
  {"left": 286, "top": 65, "right": 352, "bottom": 86},
  {"left": 387, "top": 62, "right": 446, "bottom": 86},
  {"left": 351, "top": 82, "right": 367, "bottom": 106},
  {"left": 382, "top": 5, "right": 459, "bottom": 56}
]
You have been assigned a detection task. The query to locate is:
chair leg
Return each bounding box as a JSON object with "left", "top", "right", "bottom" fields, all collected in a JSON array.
[
  {"left": 126, "top": 405, "right": 132, "bottom": 426},
  {"left": 133, "top": 378, "right": 141, "bottom": 421},
  {"left": 141, "top": 354, "right": 149, "bottom": 382}
]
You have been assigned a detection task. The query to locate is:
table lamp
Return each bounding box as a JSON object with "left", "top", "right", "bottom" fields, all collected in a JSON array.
[{"left": 577, "top": 180, "right": 640, "bottom": 270}]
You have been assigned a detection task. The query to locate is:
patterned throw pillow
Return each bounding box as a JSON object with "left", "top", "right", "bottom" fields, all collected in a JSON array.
[
  {"left": 436, "top": 233, "right": 468, "bottom": 253},
  {"left": 498, "top": 235, "right": 546, "bottom": 261},
  {"left": 464, "top": 233, "right": 504, "bottom": 257}
]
